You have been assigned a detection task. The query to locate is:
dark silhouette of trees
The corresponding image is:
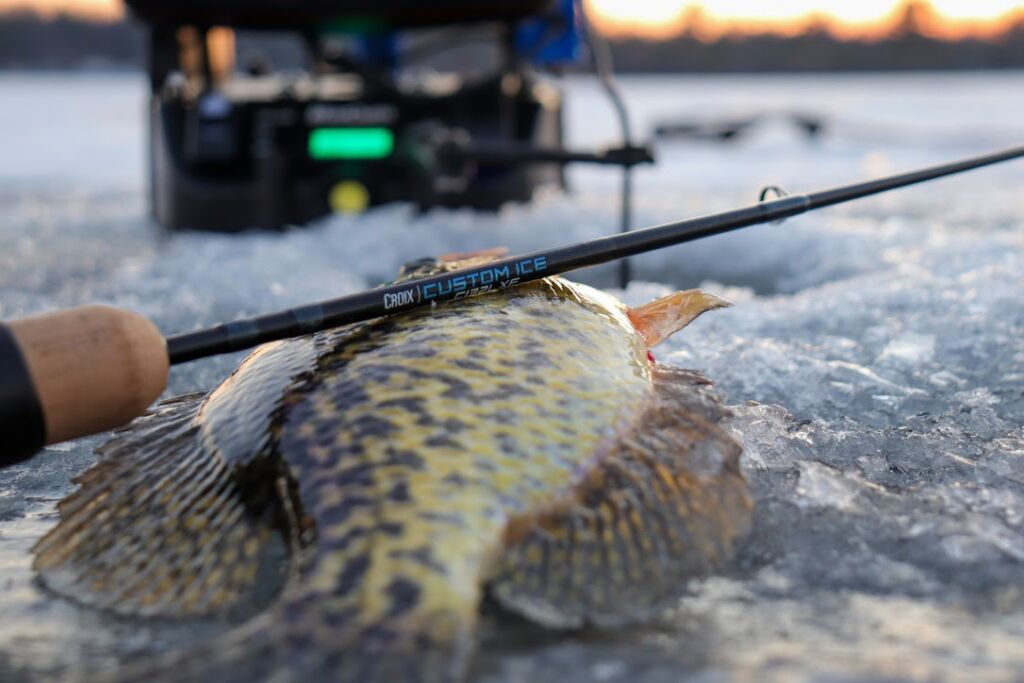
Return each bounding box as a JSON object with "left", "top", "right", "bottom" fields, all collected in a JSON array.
[
  {"left": 0, "top": 12, "right": 142, "bottom": 68},
  {"left": 1, "top": 8, "right": 1023, "bottom": 72},
  {"left": 606, "top": 27, "right": 1024, "bottom": 73}
]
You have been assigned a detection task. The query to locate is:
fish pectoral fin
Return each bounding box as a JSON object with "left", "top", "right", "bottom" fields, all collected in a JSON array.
[
  {"left": 32, "top": 394, "right": 288, "bottom": 619},
  {"left": 627, "top": 289, "right": 731, "bottom": 348},
  {"left": 488, "top": 366, "right": 753, "bottom": 628}
]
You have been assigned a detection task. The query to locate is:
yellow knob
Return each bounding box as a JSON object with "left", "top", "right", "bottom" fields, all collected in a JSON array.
[{"left": 329, "top": 181, "right": 370, "bottom": 214}]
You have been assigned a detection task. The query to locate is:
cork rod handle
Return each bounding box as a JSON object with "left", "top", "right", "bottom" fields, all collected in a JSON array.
[{"left": 0, "top": 306, "right": 169, "bottom": 467}]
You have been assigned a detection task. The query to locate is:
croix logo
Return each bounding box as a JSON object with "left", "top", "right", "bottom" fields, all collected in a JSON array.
[{"left": 383, "top": 288, "right": 417, "bottom": 310}]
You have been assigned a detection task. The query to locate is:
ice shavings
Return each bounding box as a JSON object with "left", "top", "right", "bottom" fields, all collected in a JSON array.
[{"left": 0, "top": 72, "right": 1022, "bottom": 682}]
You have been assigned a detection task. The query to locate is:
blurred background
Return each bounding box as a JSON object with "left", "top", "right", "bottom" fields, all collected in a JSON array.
[
  {"left": 1, "top": 2, "right": 1023, "bottom": 683},
  {"left": 4, "top": 0, "right": 1024, "bottom": 70}
]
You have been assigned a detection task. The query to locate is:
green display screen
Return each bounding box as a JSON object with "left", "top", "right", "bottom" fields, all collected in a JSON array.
[{"left": 308, "top": 127, "right": 394, "bottom": 160}]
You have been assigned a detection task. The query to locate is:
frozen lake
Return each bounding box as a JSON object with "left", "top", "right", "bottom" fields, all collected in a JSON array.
[{"left": 0, "top": 71, "right": 1022, "bottom": 682}]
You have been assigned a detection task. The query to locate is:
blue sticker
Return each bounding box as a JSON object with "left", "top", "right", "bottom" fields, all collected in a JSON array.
[{"left": 419, "top": 258, "right": 548, "bottom": 302}]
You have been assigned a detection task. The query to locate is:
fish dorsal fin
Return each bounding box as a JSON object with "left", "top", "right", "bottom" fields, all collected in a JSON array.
[
  {"left": 627, "top": 289, "right": 731, "bottom": 348},
  {"left": 396, "top": 248, "right": 509, "bottom": 282},
  {"left": 438, "top": 246, "right": 509, "bottom": 267},
  {"left": 32, "top": 394, "right": 289, "bottom": 619}
]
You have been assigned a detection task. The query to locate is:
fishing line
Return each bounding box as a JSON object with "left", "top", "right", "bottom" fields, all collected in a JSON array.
[{"left": 577, "top": 0, "right": 636, "bottom": 289}]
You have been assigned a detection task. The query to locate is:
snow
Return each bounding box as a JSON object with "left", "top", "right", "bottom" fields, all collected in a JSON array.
[{"left": 0, "top": 70, "right": 1023, "bottom": 682}]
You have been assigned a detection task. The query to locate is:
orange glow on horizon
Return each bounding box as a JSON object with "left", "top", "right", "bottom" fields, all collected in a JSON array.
[
  {"left": 0, "top": 0, "right": 121, "bottom": 19},
  {"left": 2, "top": 0, "right": 1023, "bottom": 41},
  {"left": 586, "top": 0, "right": 1024, "bottom": 40}
]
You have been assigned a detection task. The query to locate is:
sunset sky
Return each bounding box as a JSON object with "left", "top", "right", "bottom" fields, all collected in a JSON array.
[{"left": 1, "top": 0, "right": 1023, "bottom": 39}]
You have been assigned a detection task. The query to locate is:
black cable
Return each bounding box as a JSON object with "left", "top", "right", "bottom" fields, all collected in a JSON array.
[{"left": 575, "top": 0, "right": 635, "bottom": 289}]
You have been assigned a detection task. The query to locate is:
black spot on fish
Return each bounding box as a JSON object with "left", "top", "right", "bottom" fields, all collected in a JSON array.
[
  {"left": 350, "top": 414, "right": 398, "bottom": 440},
  {"left": 323, "top": 605, "right": 359, "bottom": 629},
  {"left": 442, "top": 471, "right": 469, "bottom": 487},
  {"left": 284, "top": 630, "right": 314, "bottom": 650},
  {"left": 424, "top": 433, "right": 460, "bottom": 449},
  {"left": 359, "top": 363, "right": 424, "bottom": 386},
  {"left": 442, "top": 418, "right": 470, "bottom": 434},
  {"left": 342, "top": 439, "right": 367, "bottom": 457},
  {"left": 332, "top": 383, "right": 371, "bottom": 408},
  {"left": 517, "top": 338, "right": 544, "bottom": 352},
  {"left": 335, "top": 555, "right": 370, "bottom": 596},
  {"left": 453, "top": 358, "right": 488, "bottom": 372},
  {"left": 409, "top": 332, "right": 448, "bottom": 345},
  {"left": 479, "top": 318, "right": 514, "bottom": 332},
  {"left": 377, "top": 521, "right": 404, "bottom": 536},
  {"left": 385, "top": 578, "right": 422, "bottom": 618},
  {"left": 323, "top": 526, "right": 369, "bottom": 553},
  {"left": 494, "top": 431, "right": 519, "bottom": 454},
  {"left": 360, "top": 624, "right": 399, "bottom": 648},
  {"left": 395, "top": 345, "right": 439, "bottom": 359},
  {"left": 565, "top": 328, "right": 591, "bottom": 342},
  {"left": 564, "top": 347, "right": 590, "bottom": 361},
  {"left": 283, "top": 592, "right": 321, "bottom": 623},
  {"left": 414, "top": 413, "right": 438, "bottom": 428},
  {"left": 418, "top": 510, "right": 468, "bottom": 527},
  {"left": 317, "top": 496, "right": 374, "bottom": 526},
  {"left": 387, "top": 481, "right": 411, "bottom": 503},
  {"left": 369, "top": 320, "right": 401, "bottom": 337},
  {"left": 377, "top": 396, "right": 436, "bottom": 427},
  {"left": 439, "top": 375, "right": 474, "bottom": 400},
  {"left": 479, "top": 382, "right": 533, "bottom": 400},
  {"left": 482, "top": 409, "right": 516, "bottom": 425},
  {"left": 335, "top": 462, "right": 378, "bottom": 488},
  {"left": 377, "top": 396, "right": 424, "bottom": 412},
  {"left": 384, "top": 448, "right": 426, "bottom": 470}
]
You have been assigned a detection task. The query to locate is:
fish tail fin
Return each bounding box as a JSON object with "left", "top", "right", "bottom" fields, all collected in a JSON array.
[
  {"left": 101, "top": 521, "right": 483, "bottom": 683},
  {"left": 256, "top": 533, "right": 483, "bottom": 682},
  {"left": 628, "top": 289, "right": 732, "bottom": 348}
]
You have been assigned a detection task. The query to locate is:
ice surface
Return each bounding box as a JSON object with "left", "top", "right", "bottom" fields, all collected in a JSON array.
[{"left": 0, "top": 71, "right": 1022, "bottom": 682}]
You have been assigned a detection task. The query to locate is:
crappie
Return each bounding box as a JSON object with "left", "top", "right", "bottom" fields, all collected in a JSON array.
[{"left": 33, "top": 256, "right": 752, "bottom": 683}]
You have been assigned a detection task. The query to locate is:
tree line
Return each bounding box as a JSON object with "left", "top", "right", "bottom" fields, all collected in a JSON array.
[
  {"left": 2, "top": 10, "right": 1024, "bottom": 72},
  {"left": 608, "top": 28, "right": 1024, "bottom": 72}
]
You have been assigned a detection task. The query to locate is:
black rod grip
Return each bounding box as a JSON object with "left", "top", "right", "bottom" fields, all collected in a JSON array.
[{"left": 0, "top": 323, "right": 46, "bottom": 467}]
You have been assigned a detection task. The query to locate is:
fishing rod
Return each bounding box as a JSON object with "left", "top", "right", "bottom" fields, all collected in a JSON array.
[{"left": 2, "top": 143, "right": 1023, "bottom": 467}]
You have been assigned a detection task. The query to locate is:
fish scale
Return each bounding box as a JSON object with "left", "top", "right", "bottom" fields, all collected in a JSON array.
[
  {"left": 32, "top": 264, "right": 751, "bottom": 683},
  {"left": 277, "top": 280, "right": 651, "bottom": 633}
]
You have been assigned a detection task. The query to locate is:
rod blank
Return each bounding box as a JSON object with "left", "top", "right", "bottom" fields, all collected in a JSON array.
[
  {"left": 167, "top": 144, "right": 1024, "bottom": 364},
  {"left": 2, "top": 143, "right": 1023, "bottom": 466}
]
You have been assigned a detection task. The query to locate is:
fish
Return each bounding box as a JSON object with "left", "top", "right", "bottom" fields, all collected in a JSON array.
[{"left": 32, "top": 253, "right": 753, "bottom": 683}]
